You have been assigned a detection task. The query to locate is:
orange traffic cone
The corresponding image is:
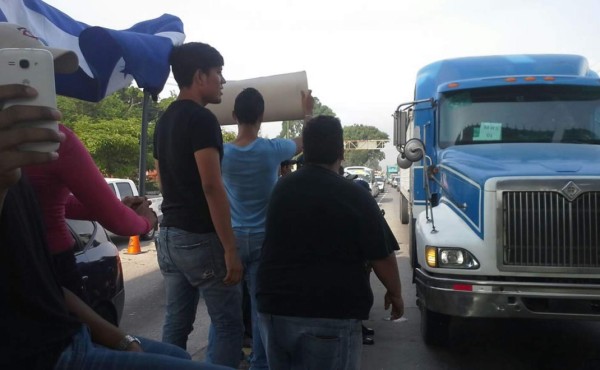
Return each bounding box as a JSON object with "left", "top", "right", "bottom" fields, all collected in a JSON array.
[{"left": 127, "top": 235, "right": 141, "bottom": 255}]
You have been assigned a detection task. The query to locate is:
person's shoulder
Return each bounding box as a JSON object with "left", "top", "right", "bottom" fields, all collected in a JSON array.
[
  {"left": 197, "top": 106, "right": 220, "bottom": 126},
  {"left": 177, "top": 103, "right": 219, "bottom": 130},
  {"left": 261, "top": 137, "right": 292, "bottom": 149},
  {"left": 222, "top": 142, "right": 238, "bottom": 156},
  {"left": 170, "top": 101, "right": 217, "bottom": 120},
  {"left": 58, "top": 123, "right": 77, "bottom": 140},
  {"left": 267, "top": 137, "right": 293, "bottom": 144},
  {"left": 57, "top": 123, "right": 85, "bottom": 154},
  {"left": 339, "top": 176, "right": 374, "bottom": 201}
]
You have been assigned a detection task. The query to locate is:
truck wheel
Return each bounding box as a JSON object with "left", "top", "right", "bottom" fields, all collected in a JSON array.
[
  {"left": 400, "top": 194, "right": 409, "bottom": 224},
  {"left": 140, "top": 227, "right": 156, "bottom": 241},
  {"left": 420, "top": 306, "right": 451, "bottom": 347}
]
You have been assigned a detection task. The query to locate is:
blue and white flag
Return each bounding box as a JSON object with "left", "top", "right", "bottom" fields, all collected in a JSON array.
[{"left": 0, "top": 0, "right": 185, "bottom": 101}]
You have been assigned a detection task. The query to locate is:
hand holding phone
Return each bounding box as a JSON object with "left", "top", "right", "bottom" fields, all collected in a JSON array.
[{"left": 0, "top": 48, "right": 59, "bottom": 152}]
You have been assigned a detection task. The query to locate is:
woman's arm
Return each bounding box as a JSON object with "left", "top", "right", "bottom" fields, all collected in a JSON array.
[
  {"left": 58, "top": 126, "right": 155, "bottom": 235},
  {"left": 63, "top": 288, "right": 142, "bottom": 352}
]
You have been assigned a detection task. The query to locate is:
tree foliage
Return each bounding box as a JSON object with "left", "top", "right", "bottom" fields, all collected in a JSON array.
[
  {"left": 277, "top": 96, "right": 336, "bottom": 139},
  {"left": 343, "top": 124, "right": 389, "bottom": 170},
  {"left": 222, "top": 130, "right": 236, "bottom": 143},
  {"left": 57, "top": 86, "right": 173, "bottom": 180},
  {"left": 72, "top": 117, "right": 144, "bottom": 178}
]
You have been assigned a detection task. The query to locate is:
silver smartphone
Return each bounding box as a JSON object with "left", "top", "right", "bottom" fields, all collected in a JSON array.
[{"left": 0, "top": 48, "right": 59, "bottom": 152}]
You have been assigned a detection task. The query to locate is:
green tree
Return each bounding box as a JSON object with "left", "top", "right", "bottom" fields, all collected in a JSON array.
[
  {"left": 277, "top": 97, "right": 335, "bottom": 139},
  {"left": 57, "top": 86, "right": 177, "bottom": 179},
  {"left": 343, "top": 124, "right": 388, "bottom": 170},
  {"left": 72, "top": 117, "right": 142, "bottom": 178},
  {"left": 58, "top": 86, "right": 173, "bottom": 128},
  {"left": 222, "top": 129, "right": 236, "bottom": 143}
]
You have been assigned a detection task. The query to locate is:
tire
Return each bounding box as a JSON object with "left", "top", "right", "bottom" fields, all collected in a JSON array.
[
  {"left": 400, "top": 194, "right": 409, "bottom": 225},
  {"left": 420, "top": 305, "right": 451, "bottom": 347},
  {"left": 140, "top": 227, "right": 156, "bottom": 241}
]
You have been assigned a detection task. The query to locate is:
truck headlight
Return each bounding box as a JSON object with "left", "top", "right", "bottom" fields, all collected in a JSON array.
[{"left": 425, "top": 246, "right": 480, "bottom": 269}]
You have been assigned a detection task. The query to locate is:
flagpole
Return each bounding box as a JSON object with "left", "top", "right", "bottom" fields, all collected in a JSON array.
[{"left": 138, "top": 90, "right": 150, "bottom": 196}]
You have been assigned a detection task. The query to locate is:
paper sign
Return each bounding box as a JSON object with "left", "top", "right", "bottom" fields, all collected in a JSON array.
[
  {"left": 473, "top": 122, "right": 502, "bottom": 141},
  {"left": 206, "top": 71, "right": 308, "bottom": 125}
]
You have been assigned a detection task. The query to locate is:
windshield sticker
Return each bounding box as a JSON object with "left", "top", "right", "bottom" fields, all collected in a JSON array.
[
  {"left": 473, "top": 122, "right": 502, "bottom": 141},
  {"left": 594, "top": 108, "right": 600, "bottom": 124},
  {"left": 448, "top": 92, "right": 472, "bottom": 108}
]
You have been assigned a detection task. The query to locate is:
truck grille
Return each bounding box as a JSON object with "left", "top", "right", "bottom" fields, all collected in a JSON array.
[{"left": 503, "top": 191, "right": 600, "bottom": 267}]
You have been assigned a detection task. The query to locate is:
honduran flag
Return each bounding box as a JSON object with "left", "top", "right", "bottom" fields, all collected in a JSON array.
[{"left": 0, "top": 0, "right": 185, "bottom": 101}]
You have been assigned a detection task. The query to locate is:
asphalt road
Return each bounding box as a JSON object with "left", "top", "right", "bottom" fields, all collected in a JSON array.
[{"left": 115, "top": 186, "right": 600, "bottom": 370}]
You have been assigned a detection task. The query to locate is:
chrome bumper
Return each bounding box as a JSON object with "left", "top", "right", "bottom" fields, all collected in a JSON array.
[{"left": 415, "top": 268, "right": 600, "bottom": 320}]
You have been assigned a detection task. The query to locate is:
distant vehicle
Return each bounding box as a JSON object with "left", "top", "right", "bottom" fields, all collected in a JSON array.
[
  {"left": 105, "top": 178, "right": 162, "bottom": 241},
  {"left": 391, "top": 175, "right": 401, "bottom": 188},
  {"left": 69, "top": 219, "right": 124, "bottom": 326},
  {"left": 375, "top": 175, "right": 385, "bottom": 192},
  {"left": 345, "top": 166, "right": 379, "bottom": 197}
]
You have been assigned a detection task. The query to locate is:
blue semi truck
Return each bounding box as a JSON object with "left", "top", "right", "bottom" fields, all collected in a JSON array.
[{"left": 393, "top": 54, "right": 600, "bottom": 346}]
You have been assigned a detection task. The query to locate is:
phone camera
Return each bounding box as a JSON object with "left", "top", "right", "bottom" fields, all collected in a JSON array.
[{"left": 19, "top": 59, "right": 30, "bottom": 69}]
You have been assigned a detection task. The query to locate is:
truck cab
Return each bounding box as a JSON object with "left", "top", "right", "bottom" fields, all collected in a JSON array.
[{"left": 393, "top": 54, "right": 600, "bottom": 346}]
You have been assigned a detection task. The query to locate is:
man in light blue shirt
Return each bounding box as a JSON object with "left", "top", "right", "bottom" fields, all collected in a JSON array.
[{"left": 221, "top": 87, "right": 313, "bottom": 370}]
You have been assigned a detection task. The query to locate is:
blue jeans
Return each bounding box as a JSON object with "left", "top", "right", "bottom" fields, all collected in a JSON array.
[
  {"left": 258, "top": 313, "right": 362, "bottom": 370},
  {"left": 54, "top": 326, "right": 230, "bottom": 369},
  {"left": 232, "top": 230, "right": 267, "bottom": 370},
  {"left": 157, "top": 227, "right": 243, "bottom": 369}
]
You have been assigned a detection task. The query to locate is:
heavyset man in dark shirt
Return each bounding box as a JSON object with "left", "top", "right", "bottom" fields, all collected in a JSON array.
[{"left": 256, "top": 115, "right": 404, "bottom": 370}]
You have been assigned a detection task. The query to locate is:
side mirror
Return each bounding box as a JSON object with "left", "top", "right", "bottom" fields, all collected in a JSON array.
[
  {"left": 397, "top": 138, "right": 425, "bottom": 169},
  {"left": 404, "top": 138, "right": 425, "bottom": 162},
  {"left": 393, "top": 110, "right": 408, "bottom": 147},
  {"left": 397, "top": 153, "right": 412, "bottom": 169}
]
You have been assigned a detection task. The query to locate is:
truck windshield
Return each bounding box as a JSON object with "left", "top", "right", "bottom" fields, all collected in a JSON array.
[{"left": 439, "top": 85, "right": 600, "bottom": 148}]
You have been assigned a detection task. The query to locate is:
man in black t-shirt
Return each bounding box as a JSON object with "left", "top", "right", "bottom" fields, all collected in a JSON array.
[
  {"left": 256, "top": 116, "right": 404, "bottom": 370},
  {"left": 153, "top": 42, "right": 243, "bottom": 368}
]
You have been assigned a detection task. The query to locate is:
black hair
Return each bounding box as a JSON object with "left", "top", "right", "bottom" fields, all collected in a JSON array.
[
  {"left": 234, "top": 87, "right": 264, "bottom": 124},
  {"left": 302, "top": 115, "right": 344, "bottom": 165},
  {"left": 169, "top": 42, "right": 224, "bottom": 88}
]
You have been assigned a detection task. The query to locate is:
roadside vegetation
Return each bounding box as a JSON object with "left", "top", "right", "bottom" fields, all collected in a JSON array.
[{"left": 59, "top": 87, "right": 387, "bottom": 183}]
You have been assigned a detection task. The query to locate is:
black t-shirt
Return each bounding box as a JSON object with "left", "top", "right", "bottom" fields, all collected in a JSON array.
[
  {"left": 0, "top": 179, "right": 80, "bottom": 369},
  {"left": 256, "top": 164, "right": 393, "bottom": 320},
  {"left": 153, "top": 100, "right": 224, "bottom": 234}
]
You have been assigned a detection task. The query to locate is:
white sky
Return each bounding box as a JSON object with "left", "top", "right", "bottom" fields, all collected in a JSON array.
[{"left": 46, "top": 0, "right": 600, "bottom": 169}]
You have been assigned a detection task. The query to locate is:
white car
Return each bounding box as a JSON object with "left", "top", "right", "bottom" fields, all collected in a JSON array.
[
  {"left": 375, "top": 176, "right": 385, "bottom": 192},
  {"left": 345, "top": 166, "right": 379, "bottom": 197},
  {"left": 105, "top": 178, "right": 162, "bottom": 240}
]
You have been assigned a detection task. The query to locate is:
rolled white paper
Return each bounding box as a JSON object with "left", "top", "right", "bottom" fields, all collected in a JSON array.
[{"left": 206, "top": 71, "right": 308, "bottom": 125}]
